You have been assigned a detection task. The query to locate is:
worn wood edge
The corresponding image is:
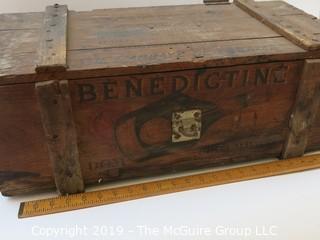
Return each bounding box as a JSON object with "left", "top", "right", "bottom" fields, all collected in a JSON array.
[
  {"left": 1, "top": 51, "right": 314, "bottom": 86},
  {"left": 234, "top": 0, "right": 320, "bottom": 51},
  {"left": 203, "top": 0, "right": 230, "bottom": 5},
  {"left": 35, "top": 80, "right": 84, "bottom": 195},
  {"left": 1, "top": 184, "right": 56, "bottom": 197},
  {"left": 281, "top": 59, "right": 320, "bottom": 158},
  {"left": 36, "top": 65, "right": 68, "bottom": 74},
  {"left": 35, "top": 4, "right": 68, "bottom": 73}
]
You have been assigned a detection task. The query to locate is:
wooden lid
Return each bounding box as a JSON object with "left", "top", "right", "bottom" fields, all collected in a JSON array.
[{"left": 0, "top": 1, "right": 319, "bottom": 85}]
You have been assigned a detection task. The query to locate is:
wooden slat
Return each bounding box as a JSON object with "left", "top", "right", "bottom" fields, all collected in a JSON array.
[
  {"left": 282, "top": 59, "right": 320, "bottom": 158},
  {"left": 68, "top": 4, "right": 280, "bottom": 50},
  {"left": 1, "top": 36, "right": 310, "bottom": 85},
  {"left": 67, "top": 37, "right": 305, "bottom": 72},
  {"left": 204, "top": 0, "right": 229, "bottom": 5},
  {"left": 234, "top": 0, "right": 320, "bottom": 51},
  {"left": 35, "top": 80, "right": 84, "bottom": 195},
  {"left": 0, "top": 12, "right": 43, "bottom": 30},
  {"left": 0, "top": 29, "right": 40, "bottom": 77},
  {"left": 36, "top": 4, "right": 68, "bottom": 73}
]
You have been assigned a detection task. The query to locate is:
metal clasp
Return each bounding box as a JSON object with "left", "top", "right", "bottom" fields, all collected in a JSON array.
[{"left": 172, "top": 109, "right": 202, "bottom": 143}]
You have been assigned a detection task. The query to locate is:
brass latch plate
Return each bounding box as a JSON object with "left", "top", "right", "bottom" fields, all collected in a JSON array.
[{"left": 172, "top": 109, "right": 202, "bottom": 143}]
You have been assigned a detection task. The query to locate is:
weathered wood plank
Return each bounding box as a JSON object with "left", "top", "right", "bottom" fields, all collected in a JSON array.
[
  {"left": 35, "top": 80, "right": 84, "bottom": 195},
  {"left": 1, "top": 175, "right": 55, "bottom": 196},
  {"left": 234, "top": 0, "right": 320, "bottom": 51},
  {"left": 68, "top": 4, "right": 280, "bottom": 50},
  {"left": 282, "top": 59, "right": 320, "bottom": 158},
  {"left": 67, "top": 37, "right": 305, "bottom": 72},
  {"left": 35, "top": 4, "right": 68, "bottom": 73},
  {"left": 0, "top": 83, "right": 53, "bottom": 196},
  {"left": 0, "top": 30, "right": 39, "bottom": 77},
  {"left": 0, "top": 37, "right": 309, "bottom": 84},
  {"left": 203, "top": 0, "right": 230, "bottom": 5},
  {"left": 0, "top": 12, "right": 43, "bottom": 30}
]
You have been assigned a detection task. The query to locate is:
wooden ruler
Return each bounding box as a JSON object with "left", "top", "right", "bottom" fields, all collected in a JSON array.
[{"left": 18, "top": 154, "right": 320, "bottom": 218}]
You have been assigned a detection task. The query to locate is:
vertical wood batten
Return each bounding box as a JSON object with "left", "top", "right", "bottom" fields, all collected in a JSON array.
[
  {"left": 35, "top": 4, "right": 68, "bottom": 73},
  {"left": 35, "top": 4, "right": 84, "bottom": 195},
  {"left": 35, "top": 80, "right": 84, "bottom": 195},
  {"left": 282, "top": 59, "right": 320, "bottom": 158}
]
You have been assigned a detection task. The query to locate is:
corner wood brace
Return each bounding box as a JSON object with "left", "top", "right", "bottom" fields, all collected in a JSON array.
[
  {"left": 36, "top": 80, "right": 84, "bottom": 195},
  {"left": 282, "top": 59, "right": 320, "bottom": 159},
  {"left": 36, "top": 4, "right": 68, "bottom": 73},
  {"left": 234, "top": 0, "right": 320, "bottom": 51}
]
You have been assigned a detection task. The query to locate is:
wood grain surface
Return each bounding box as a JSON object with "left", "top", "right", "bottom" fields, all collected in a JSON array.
[
  {"left": 234, "top": 0, "right": 320, "bottom": 50},
  {"left": 36, "top": 80, "right": 84, "bottom": 195},
  {"left": 0, "top": 3, "right": 318, "bottom": 84},
  {"left": 35, "top": 4, "right": 68, "bottom": 73},
  {"left": 1, "top": 1, "right": 320, "bottom": 195},
  {"left": 0, "top": 60, "right": 304, "bottom": 195},
  {"left": 282, "top": 60, "right": 320, "bottom": 158}
]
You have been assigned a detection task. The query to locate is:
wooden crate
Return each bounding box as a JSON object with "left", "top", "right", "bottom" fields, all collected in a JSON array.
[{"left": 1, "top": 0, "right": 320, "bottom": 196}]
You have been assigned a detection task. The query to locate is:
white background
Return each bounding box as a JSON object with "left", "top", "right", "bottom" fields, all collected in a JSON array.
[
  {"left": 1, "top": 0, "right": 320, "bottom": 239},
  {"left": 0, "top": 0, "right": 319, "bottom": 17}
]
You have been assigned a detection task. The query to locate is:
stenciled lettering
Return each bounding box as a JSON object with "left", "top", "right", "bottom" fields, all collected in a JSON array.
[
  {"left": 172, "top": 75, "right": 189, "bottom": 93},
  {"left": 205, "top": 72, "right": 220, "bottom": 89},
  {"left": 77, "top": 64, "right": 291, "bottom": 103},
  {"left": 103, "top": 80, "right": 118, "bottom": 99},
  {"left": 126, "top": 78, "right": 142, "bottom": 97},
  {"left": 255, "top": 68, "right": 269, "bottom": 85},
  {"left": 78, "top": 84, "right": 96, "bottom": 102},
  {"left": 150, "top": 77, "right": 165, "bottom": 95}
]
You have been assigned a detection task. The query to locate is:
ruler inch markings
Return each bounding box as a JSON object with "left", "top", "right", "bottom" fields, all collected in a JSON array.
[{"left": 18, "top": 154, "right": 320, "bottom": 218}]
